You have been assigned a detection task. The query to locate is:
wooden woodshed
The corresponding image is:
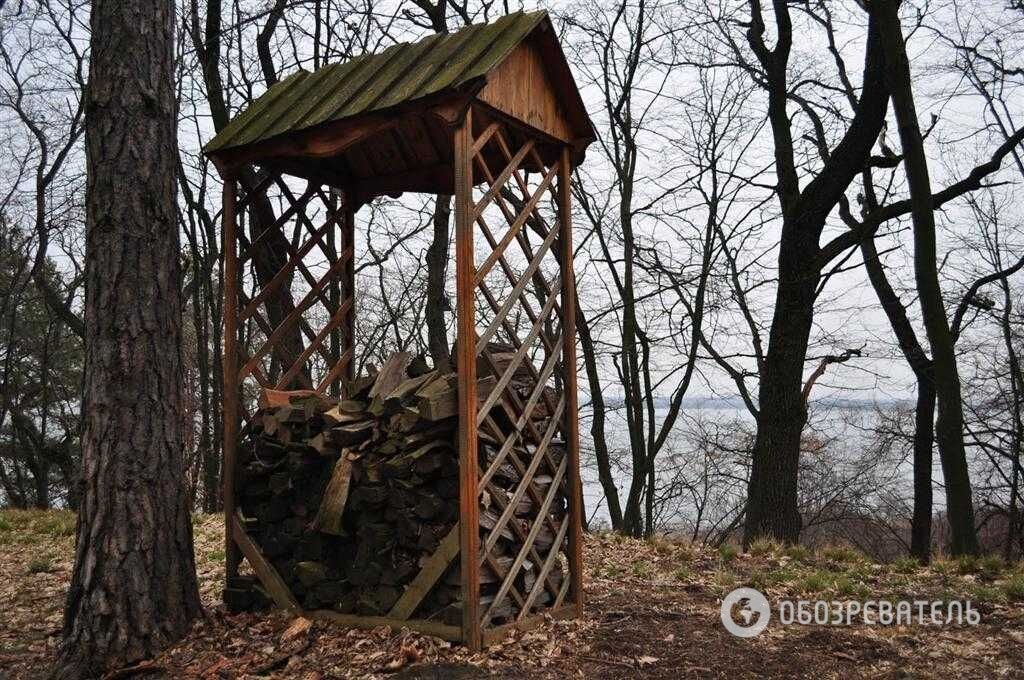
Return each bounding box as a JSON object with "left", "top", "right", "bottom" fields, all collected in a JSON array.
[{"left": 204, "top": 9, "right": 595, "bottom": 649}]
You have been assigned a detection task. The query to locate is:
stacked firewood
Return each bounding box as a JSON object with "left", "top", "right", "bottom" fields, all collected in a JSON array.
[{"left": 234, "top": 348, "right": 567, "bottom": 624}]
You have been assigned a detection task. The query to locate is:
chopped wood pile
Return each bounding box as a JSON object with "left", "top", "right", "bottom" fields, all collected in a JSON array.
[{"left": 234, "top": 349, "right": 568, "bottom": 625}]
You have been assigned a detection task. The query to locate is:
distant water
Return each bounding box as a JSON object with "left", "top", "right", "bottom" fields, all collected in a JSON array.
[{"left": 575, "top": 403, "right": 918, "bottom": 529}]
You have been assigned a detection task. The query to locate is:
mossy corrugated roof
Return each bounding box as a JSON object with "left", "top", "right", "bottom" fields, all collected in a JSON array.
[{"left": 205, "top": 10, "right": 549, "bottom": 154}]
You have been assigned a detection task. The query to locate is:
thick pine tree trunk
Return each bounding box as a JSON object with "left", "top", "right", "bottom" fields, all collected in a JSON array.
[
  {"left": 53, "top": 0, "right": 202, "bottom": 676},
  {"left": 874, "top": 0, "right": 978, "bottom": 556}
]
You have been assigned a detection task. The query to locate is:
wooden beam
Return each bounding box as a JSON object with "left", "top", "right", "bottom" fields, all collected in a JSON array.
[
  {"left": 222, "top": 178, "right": 241, "bottom": 587},
  {"left": 350, "top": 163, "right": 454, "bottom": 204},
  {"left": 341, "top": 192, "right": 356, "bottom": 388},
  {"left": 480, "top": 604, "right": 577, "bottom": 648},
  {"left": 454, "top": 106, "right": 482, "bottom": 651},
  {"left": 559, "top": 146, "right": 584, "bottom": 616},
  {"left": 310, "top": 610, "right": 462, "bottom": 642},
  {"left": 230, "top": 513, "right": 300, "bottom": 612},
  {"left": 327, "top": 188, "right": 342, "bottom": 398},
  {"left": 388, "top": 522, "right": 460, "bottom": 620},
  {"left": 211, "top": 115, "right": 399, "bottom": 170}
]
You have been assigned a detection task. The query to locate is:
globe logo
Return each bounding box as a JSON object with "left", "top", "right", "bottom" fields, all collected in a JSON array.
[{"left": 721, "top": 587, "right": 771, "bottom": 638}]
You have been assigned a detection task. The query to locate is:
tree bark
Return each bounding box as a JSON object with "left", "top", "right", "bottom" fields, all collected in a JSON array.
[
  {"left": 744, "top": 259, "right": 817, "bottom": 543},
  {"left": 53, "top": 0, "right": 202, "bottom": 676},
  {"left": 742, "top": 4, "right": 889, "bottom": 546},
  {"left": 576, "top": 307, "right": 623, "bottom": 528},
  {"left": 874, "top": 0, "right": 979, "bottom": 555},
  {"left": 860, "top": 239, "right": 934, "bottom": 562},
  {"left": 425, "top": 194, "right": 452, "bottom": 368}
]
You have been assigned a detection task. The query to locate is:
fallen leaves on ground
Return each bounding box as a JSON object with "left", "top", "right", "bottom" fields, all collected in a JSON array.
[{"left": 2, "top": 510, "right": 1023, "bottom": 679}]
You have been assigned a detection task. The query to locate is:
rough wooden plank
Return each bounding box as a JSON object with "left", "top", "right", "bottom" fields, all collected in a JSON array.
[
  {"left": 388, "top": 522, "right": 461, "bottom": 620},
  {"left": 222, "top": 179, "right": 241, "bottom": 584},
  {"left": 231, "top": 513, "right": 301, "bottom": 612},
  {"left": 480, "top": 604, "right": 576, "bottom": 647},
  {"left": 454, "top": 107, "right": 483, "bottom": 651},
  {"left": 309, "top": 610, "right": 462, "bottom": 642},
  {"left": 559, "top": 146, "right": 584, "bottom": 616},
  {"left": 314, "top": 454, "right": 354, "bottom": 535},
  {"left": 259, "top": 388, "right": 321, "bottom": 410}
]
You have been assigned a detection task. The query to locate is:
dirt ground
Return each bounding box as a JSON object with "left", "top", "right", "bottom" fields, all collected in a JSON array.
[{"left": 2, "top": 510, "right": 1023, "bottom": 679}]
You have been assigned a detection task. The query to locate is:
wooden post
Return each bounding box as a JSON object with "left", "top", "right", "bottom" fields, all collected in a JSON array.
[
  {"left": 222, "top": 177, "right": 241, "bottom": 585},
  {"left": 341, "top": 190, "right": 357, "bottom": 388},
  {"left": 454, "top": 107, "right": 482, "bottom": 649},
  {"left": 327, "top": 188, "right": 341, "bottom": 397},
  {"left": 558, "top": 147, "right": 584, "bottom": 615}
]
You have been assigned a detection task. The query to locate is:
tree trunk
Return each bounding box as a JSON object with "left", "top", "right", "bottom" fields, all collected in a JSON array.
[
  {"left": 425, "top": 194, "right": 452, "bottom": 368},
  {"left": 741, "top": 5, "right": 889, "bottom": 547},
  {"left": 998, "top": 277, "right": 1022, "bottom": 560},
  {"left": 53, "top": 0, "right": 202, "bottom": 676},
  {"left": 743, "top": 245, "right": 817, "bottom": 545},
  {"left": 911, "top": 379, "right": 936, "bottom": 561},
  {"left": 576, "top": 307, "right": 623, "bottom": 529},
  {"left": 860, "top": 239, "right": 934, "bottom": 562},
  {"left": 874, "top": 0, "right": 979, "bottom": 555}
]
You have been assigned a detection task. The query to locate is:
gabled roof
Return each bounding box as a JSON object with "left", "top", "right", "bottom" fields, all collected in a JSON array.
[{"left": 205, "top": 10, "right": 593, "bottom": 156}]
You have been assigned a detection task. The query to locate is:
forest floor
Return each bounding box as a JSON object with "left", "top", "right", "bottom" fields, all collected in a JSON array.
[{"left": 2, "top": 510, "right": 1024, "bottom": 679}]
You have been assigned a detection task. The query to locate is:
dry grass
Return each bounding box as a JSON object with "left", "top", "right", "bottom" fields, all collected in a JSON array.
[{"left": 2, "top": 510, "right": 1023, "bottom": 679}]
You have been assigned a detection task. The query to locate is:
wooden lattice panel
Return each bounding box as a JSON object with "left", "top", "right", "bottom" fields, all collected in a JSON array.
[
  {"left": 454, "top": 109, "right": 581, "bottom": 638},
  {"left": 231, "top": 171, "right": 356, "bottom": 418}
]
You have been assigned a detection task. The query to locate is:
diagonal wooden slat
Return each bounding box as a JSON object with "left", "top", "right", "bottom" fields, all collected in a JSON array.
[
  {"left": 239, "top": 289, "right": 323, "bottom": 388},
  {"left": 475, "top": 143, "right": 563, "bottom": 315},
  {"left": 491, "top": 126, "right": 550, "bottom": 233},
  {"left": 475, "top": 222, "right": 560, "bottom": 352},
  {"left": 277, "top": 181, "right": 342, "bottom": 268},
  {"left": 247, "top": 186, "right": 316, "bottom": 255},
  {"left": 483, "top": 454, "right": 567, "bottom": 622},
  {"left": 231, "top": 512, "right": 300, "bottom": 612},
  {"left": 480, "top": 397, "right": 564, "bottom": 559},
  {"left": 487, "top": 131, "right": 568, "bottom": 319},
  {"left": 315, "top": 346, "right": 354, "bottom": 393},
  {"left": 479, "top": 387, "right": 564, "bottom": 492},
  {"left": 471, "top": 121, "right": 501, "bottom": 156},
  {"left": 470, "top": 139, "right": 533, "bottom": 223},
  {"left": 388, "top": 522, "right": 460, "bottom": 620},
  {"left": 516, "top": 516, "right": 569, "bottom": 621},
  {"left": 470, "top": 146, "right": 562, "bottom": 345},
  {"left": 239, "top": 219, "right": 337, "bottom": 321},
  {"left": 240, "top": 250, "right": 352, "bottom": 381},
  {"left": 552, "top": 567, "right": 572, "bottom": 609},
  {"left": 238, "top": 293, "right": 316, "bottom": 390},
  {"left": 235, "top": 171, "right": 278, "bottom": 213},
  {"left": 276, "top": 297, "right": 354, "bottom": 390},
  {"left": 479, "top": 414, "right": 563, "bottom": 602},
  {"left": 476, "top": 276, "right": 559, "bottom": 386},
  {"left": 476, "top": 287, "right": 561, "bottom": 428},
  {"left": 474, "top": 161, "right": 558, "bottom": 287}
]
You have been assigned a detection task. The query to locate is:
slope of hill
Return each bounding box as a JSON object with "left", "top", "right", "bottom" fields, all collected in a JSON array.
[{"left": 2, "top": 509, "right": 1022, "bottom": 678}]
